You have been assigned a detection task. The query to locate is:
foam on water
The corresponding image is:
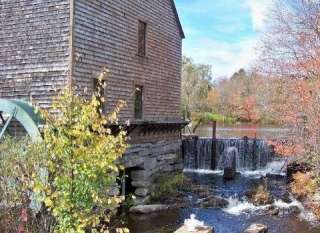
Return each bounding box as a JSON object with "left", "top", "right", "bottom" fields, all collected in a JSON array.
[
  {"left": 239, "top": 161, "right": 286, "bottom": 178},
  {"left": 223, "top": 196, "right": 259, "bottom": 215},
  {"left": 222, "top": 195, "right": 317, "bottom": 223},
  {"left": 184, "top": 214, "right": 206, "bottom": 232},
  {"left": 183, "top": 169, "right": 223, "bottom": 175},
  {"left": 184, "top": 161, "right": 285, "bottom": 179}
]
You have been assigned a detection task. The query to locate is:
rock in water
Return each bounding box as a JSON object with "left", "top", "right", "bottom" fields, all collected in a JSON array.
[
  {"left": 175, "top": 214, "right": 214, "bottom": 233},
  {"left": 244, "top": 223, "right": 268, "bottom": 233},
  {"left": 175, "top": 226, "right": 213, "bottom": 233},
  {"left": 129, "top": 204, "right": 168, "bottom": 214},
  {"left": 223, "top": 147, "right": 237, "bottom": 180},
  {"left": 200, "top": 195, "right": 229, "bottom": 208}
]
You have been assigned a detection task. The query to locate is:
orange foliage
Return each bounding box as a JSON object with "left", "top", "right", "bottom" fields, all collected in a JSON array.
[
  {"left": 291, "top": 172, "right": 316, "bottom": 200},
  {"left": 240, "top": 96, "right": 259, "bottom": 122},
  {"left": 269, "top": 140, "right": 305, "bottom": 157}
]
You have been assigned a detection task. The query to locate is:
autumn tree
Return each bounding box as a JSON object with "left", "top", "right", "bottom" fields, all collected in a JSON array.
[
  {"left": 181, "top": 56, "right": 213, "bottom": 119},
  {"left": 257, "top": 0, "right": 320, "bottom": 171}
]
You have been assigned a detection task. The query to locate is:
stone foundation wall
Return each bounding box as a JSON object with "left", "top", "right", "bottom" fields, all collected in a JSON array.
[{"left": 121, "top": 139, "right": 183, "bottom": 204}]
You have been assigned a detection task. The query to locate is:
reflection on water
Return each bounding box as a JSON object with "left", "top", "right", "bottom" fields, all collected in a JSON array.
[{"left": 195, "top": 123, "right": 290, "bottom": 139}]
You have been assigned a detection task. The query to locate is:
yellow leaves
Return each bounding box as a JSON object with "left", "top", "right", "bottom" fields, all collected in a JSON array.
[
  {"left": 116, "top": 228, "right": 129, "bottom": 233},
  {"left": 44, "top": 197, "right": 53, "bottom": 208},
  {"left": 31, "top": 87, "right": 129, "bottom": 233}
]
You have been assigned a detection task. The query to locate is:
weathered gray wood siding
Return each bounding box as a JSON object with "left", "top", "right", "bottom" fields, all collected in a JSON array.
[
  {"left": 73, "top": 0, "right": 182, "bottom": 121},
  {"left": 0, "top": 0, "right": 70, "bottom": 108}
]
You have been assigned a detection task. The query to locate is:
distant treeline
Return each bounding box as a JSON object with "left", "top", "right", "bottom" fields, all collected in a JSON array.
[{"left": 181, "top": 58, "right": 282, "bottom": 124}]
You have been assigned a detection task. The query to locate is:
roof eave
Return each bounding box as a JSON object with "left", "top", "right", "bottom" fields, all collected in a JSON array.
[{"left": 170, "top": 0, "right": 185, "bottom": 39}]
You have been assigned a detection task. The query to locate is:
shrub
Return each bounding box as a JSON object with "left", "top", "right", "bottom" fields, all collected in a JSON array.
[
  {"left": 33, "top": 88, "right": 128, "bottom": 233},
  {"left": 151, "top": 173, "right": 187, "bottom": 201},
  {"left": 247, "top": 184, "right": 273, "bottom": 206},
  {"left": 0, "top": 85, "right": 128, "bottom": 233},
  {"left": 291, "top": 172, "right": 316, "bottom": 200}
]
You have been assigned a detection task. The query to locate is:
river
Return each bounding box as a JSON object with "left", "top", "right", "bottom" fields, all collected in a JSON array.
[
  {"left": 125, "top": 124, "right": 320, "bottom": 233},
  {"left": 195, "top": 123, "right": 290, "bottom": 140}
]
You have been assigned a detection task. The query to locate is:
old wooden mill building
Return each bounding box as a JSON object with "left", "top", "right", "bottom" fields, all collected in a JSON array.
[{"left": 0, "top": 0, "right": 185, "bottom": 203}]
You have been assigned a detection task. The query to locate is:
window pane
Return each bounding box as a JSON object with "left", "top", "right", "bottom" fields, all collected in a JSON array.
[
  {"left": 138, "top": 21, "right": 146, "bottom": 56},
  {"left": 134, "top": 85, "right": 143, "bottom": 119}
]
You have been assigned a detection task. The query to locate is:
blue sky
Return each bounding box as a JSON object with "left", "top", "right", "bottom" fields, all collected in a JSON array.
[{"left": 175, "top": 0, "right": 273, "bottom": 79}]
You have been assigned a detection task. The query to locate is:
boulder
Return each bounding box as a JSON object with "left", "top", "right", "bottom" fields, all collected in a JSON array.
[
  {"left": 175, "top": 225, "right": 213, "bottom": 233},
  {"left": 281, "top": 191, "right": 292, "bottom": 204},
  {"left": 265, "top": 205, "right": 279, "bottom": 216},
  {"left": 129, "top": 204, "right": 169, "bottom": 214},
  {"left": 200, "top": 196, "right": 229, "bottom": 208},
  {"left": 244, "top": 223, "right": 268, "bottom": 233},
  {"left": 288, "top": 206, "right": 301, "bottom": 215}
]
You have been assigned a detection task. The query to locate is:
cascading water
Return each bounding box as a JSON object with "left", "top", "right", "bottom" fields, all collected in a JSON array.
[{"left": 183, "top": 137, "right": 274, "bottom": 171}]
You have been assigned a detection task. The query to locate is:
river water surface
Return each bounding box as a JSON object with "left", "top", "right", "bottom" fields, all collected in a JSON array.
[
  {"left": 127, "top": 170, "right": 320, "bottom": 233},
  {"left": 126, "top": 124, "right": 319, "bottom": 233},
  {"left": 195, "top": 123, "right": 290, "bottom": 139}
]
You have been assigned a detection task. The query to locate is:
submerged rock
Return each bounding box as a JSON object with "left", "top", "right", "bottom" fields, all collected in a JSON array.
[
  {"left": 244, "top": 223, "right": 268, "bottom": 233},
  {"left": 129, "top": 204, "right": 168, "bottom": 214}
]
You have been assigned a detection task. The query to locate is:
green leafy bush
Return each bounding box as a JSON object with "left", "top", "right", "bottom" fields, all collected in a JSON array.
[
  {"left": 0, "top": 86, "right": 128, "bottom": 233},
  {"left": 151, "top": 173, "right": 187, "bottom": 201}
]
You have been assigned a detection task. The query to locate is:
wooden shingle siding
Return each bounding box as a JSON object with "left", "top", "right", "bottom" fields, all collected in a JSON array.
[
  {"left": 0, "top": 0, "right": 70, "bottom": 108},
  {"left": 73, "top": 0, "right": 182, "bottom": 121}
]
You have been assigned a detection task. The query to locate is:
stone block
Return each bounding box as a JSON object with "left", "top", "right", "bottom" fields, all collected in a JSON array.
[
  {"left": 157, "top": 153, "right": 179, "bottom": 161},
  {"left": 143, "top": 158, "right": 158, "bottom": 171},
  {"left": 121, "top": 155, "right": 145, "bottom": 168},
  {"left": 135, "top": 188, "right": 149, "bottom": 197},
  {"left": 134, "top": 195, "right": 151, "bottom": 205},
  {"left": 129, "top": 204, "right": 169, "bottom": 214},
  {"left": 131, "top": 170, "right": 152, "bottom": 181},
  {"left": 131, "top": 180, "right": 150, "bottom": 188}
]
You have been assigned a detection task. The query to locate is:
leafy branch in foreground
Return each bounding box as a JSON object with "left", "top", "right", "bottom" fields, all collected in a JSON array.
[
  {"left": 33, "top": 88, "right": 128, "bottom": 233},
  {"left": 0, "top": 82, "right": 129, "bottom": 233}
]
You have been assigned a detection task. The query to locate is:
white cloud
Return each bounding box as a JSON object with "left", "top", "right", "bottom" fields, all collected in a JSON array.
[
  {"left": 245, "top": 0, "right": 274, "bottom": 31},
  {"left": 183, "top": 37, "right": 260, "bottom": 79}
]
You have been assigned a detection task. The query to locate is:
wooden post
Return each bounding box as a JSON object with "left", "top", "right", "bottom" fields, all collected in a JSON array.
[
  {"left": 194, "top": 136, "right": 198, "bottom": 169},
  {"left": 211, "top": 121, "right": 217, "bottom": 170}
]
